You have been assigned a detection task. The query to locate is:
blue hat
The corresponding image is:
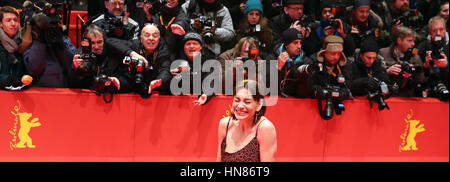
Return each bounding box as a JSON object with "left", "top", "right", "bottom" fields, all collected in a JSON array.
[{"left": 244, "top": 0, "right": 264, "bottom": 15}]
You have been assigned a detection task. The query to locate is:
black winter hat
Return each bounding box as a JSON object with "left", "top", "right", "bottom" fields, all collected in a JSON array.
[
  {"left": 360, "top": 37, "right": 379, "bottom": 54},
  {"left": 282, "top": 28, "right": 303, "bottom": 46}
]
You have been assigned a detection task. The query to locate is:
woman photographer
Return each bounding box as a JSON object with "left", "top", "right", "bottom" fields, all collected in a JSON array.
[
  {"left": 234, "top": 0, "right": 273, "bottom": 60},
  {"left": 217, "top": 79, "right": 277, "bottom": 162},
  {"left": 0, "top": 6, "right": 29, "bottom": 90}
]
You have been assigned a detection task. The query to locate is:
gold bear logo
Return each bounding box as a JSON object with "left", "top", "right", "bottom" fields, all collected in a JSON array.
[
  {"left": 10, "top": 101, "right": 42, "bottom": 150},
  {"left": 400, "top": 110, "right": 425, "bottom": 152}
]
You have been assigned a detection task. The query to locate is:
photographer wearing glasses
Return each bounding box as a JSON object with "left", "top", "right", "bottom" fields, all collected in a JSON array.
[{"left": 417, "top": 16, "right": 449, "bottom": 101}]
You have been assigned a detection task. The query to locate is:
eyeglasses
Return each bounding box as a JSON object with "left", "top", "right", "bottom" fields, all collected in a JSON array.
[{"left": 110, "top": 0, "right": 125, "bottom": 7}]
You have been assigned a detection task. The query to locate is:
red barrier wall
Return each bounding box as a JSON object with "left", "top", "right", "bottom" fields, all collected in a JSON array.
[{"left": 0, "top": 88, "right": 448, "bottom": 162}]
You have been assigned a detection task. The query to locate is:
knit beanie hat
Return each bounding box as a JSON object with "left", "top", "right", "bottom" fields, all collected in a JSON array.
[
  {"left": 183, "top": 32, "right": 203, "bottom": 45},
  {"left": 244, "top": 0, "right": 264, "bottom": 15},
  {"left": 354, "top": 0, "right": 371, "bottom": 9},
  {"left": 360, "top": 37, "right": 379, "bottom": 53},
  {"left": 282, "top": 28, "right": 303, "bottom": 46},
  {"left": 285, "top": 0, "right": 305, "bottom": 6},
  {"left": 322, "top": 35, "right": 344, "bottom": 52}
]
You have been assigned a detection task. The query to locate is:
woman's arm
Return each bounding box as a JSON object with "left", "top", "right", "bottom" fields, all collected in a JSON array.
[
  {"left": 216, "top": 117, "right": 230, "bottom": 162},
  {"left": 258, "top": 119, "right": 277, "bottom": 162}
]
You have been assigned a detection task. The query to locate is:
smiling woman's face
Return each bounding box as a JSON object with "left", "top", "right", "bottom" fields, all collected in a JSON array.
[{"left": 232, "top": 88, "right": 260, "bottom": 121}]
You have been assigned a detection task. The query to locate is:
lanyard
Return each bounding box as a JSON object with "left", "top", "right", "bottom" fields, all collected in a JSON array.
[
  {"left": 160, "top": 16, "right": 176, "bottom": 29},
  {"left": 328, "top": 64, "right": 342, "bottom": 77}
]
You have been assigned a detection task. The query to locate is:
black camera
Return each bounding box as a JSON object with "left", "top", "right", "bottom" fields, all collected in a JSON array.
[
  {"left": 434, "top": 82, "right": 449, "bottom": 101},
  {"left": 123, "top": 56, "right": 146, "bottom": 84},
  {"left": 431, "top": 36, "right": 445, "bottom": 60},
  {"left": 78, "top": 38, "right": 97, "bottom": 72},
  {"left": 329, "top": 18, "right": 341, "bottom": 30},
  {"left": 192, "top": 13, "right": 216, "bottom": 45},
  {"left": 299, "top": 15, "right": 320, "bottom": 31},
  {"left": 92, "top": 74, "right": 116, "bottom": 103},
  {"left": 316, "top": 85, "right": 349, "bottom": 120},
  {"left": 367, "top": 78, "right": 390, "bottom": 111},
  {"left": 392, "top": 9, "right": 419, "bottom": 27},
  {"left": 145, "top": 0, "right": 166, "bottom": 14},
  {"left": 241, "top": 46, "right": 259, "bottom": 62}
]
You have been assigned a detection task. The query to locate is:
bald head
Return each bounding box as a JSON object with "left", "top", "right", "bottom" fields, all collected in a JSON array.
[{"left": 141, "top": 24, "right": 160, "bottom": 54}]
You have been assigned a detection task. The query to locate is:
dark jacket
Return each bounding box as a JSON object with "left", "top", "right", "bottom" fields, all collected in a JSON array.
[
  {"left": 417, "top": 35, "right": 450, "bottom": 88},
  {"left": 342, "top": 14, "right": 380, "bottom": 55},
  {"left": 0, "top": 44, "right": 28, "bottom": 89},
  {"left": 145, "top": 5, "right": 190, "bottom": 54},
  {"left": 266, "top": 43, "right": 313, "bottom": 97},
  {"left": 91, "top": 11, "right": 140, "bottom": 41},
  {"left": 235, "top": 16, "right": 273, "bottom": 60},
  {"left": 68, "top": 46, "right": 134, "bottom": 93},
  {"left": 308, "top": 49, "right": 353, "bottom": 99},
  {"left": 23, "top": 38, "right": 74, "bottom": 88},
  {"left": 270, "top": 12, "right": 296, "bottom": 47},
  {"left": 174, "top": 48, "right": 217, "bottom": 102},
  {"left": 105, "top": 37, "right": 173, "bottom": 94},
  {"left": 348, "top": 52, "right": 390, "bottom": 96}
]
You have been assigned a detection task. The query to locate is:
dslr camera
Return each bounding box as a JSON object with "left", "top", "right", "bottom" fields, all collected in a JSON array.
[
  {"left": 192, "top": 13, "right": 216, "bottom": 45},
  {"left": 104, "top": 16, "right": 133, "bottom": 39},
  {"left": 316, "top": 85, "right": 350, "bottom": 120},
  {"left": 78, "top": 38, "right": 97, "bottom": 72},
  {"left": 367, "top": 78, "right": 390, "bottom": 111},
  {"left": 392, "top": 9, "right": 419, "bottom": 28},
  {"left": 144, "top": 0, "right": 166, "bottom": 14},
  {"left": 430, "top": 36, "right": 445, "bottom": 60},
  {"left": 123, "top": 56, "right": 147, "bottom": 84},
  {"left": 92, "top": 74, "right": 116, "bottom": 103},
  {"left": 299, "top": 15, "right": 320, "bottom": 32}
]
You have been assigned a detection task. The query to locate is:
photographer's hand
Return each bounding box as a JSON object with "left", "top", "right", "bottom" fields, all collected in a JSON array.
[
  {"left": 148, "top": 79, "right": 162, "bottom": 94},
  {"left": 144, "top": 3, "right": 153, "bottom": 21},
  {"left": 324, "top": 26, "right": 335, "bottom": 36},
  {"left": 387, "top": 64, "right": 402, "bottom": 75},
  {"left": 425, "top": 51, "right": 432, "bottom": 68},
  {"left": 392, "top": 21, "right": 403, "bottom": 35},
  {"left": 335, "top": 19, "right": 346, "bottom": 38},
  {"left": 240, "top": 3, "right": 245, "bottom": 13},
  {"left": 73, "top": 54, "right": 83, "bottom": 68},
  {"left": 193, "top": 18, "right": 202, "bottom": 30},
  {"left": 129, "top": 51, "right": 149, "bottom": 68},
  {"left": 435, "top": 54, "right": 448, "bottom": 68},
  {"left": 277, "top": 52, "right": 289, "bottom": 71},
  {"left": 193, "top": 94, "right": 208, "bottom": 106},
  {"left": 108, "top": 77, "right": 121, "bottom": 90},
  {"left": 171, "top": 24, "right": 186, "bottom": 36},
  {"left": 351, "top": 25, "right": 360, "bottom": 34}
]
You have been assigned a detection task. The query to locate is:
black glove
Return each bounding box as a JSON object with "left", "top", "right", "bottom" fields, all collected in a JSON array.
[{"left": 365, "top": 77, "right": 380, "bottom": 91}]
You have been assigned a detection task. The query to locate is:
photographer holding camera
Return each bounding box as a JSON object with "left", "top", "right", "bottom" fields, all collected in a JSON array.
[
  {"left": 308, "top": 35, "right": 353, "bottom": 120},
  {"left": 91, "top": 0, "right": 140, "bottom": 41},
  {"left": 374, "top": 0, "right": 425, "bottom": 47},
  {"left": 69, "top": 24, "right": 133, "bottom": 95},
  {"left": 22, "top": 4, "right": 75, "bottom": 88},
  {"left": 341, "top": 0, "right": 384, "bottom": 56},
  {"left": 182, "top": 0, "right": 235, "bottom": 56},
  {"left": 106, "top": 23, "right": 172, "bottom": 98},
  {"left": 349, "top": 38, "right": 391, "bottom": 110},
  {"left": 303, "top": 1, "right": 350, "bottom": 57},
  {"left": 417, "top": 16, "right": 449, "bottom": 101},
  {"left": 267, "top": 28, "right": 312, "bottom": 98},
  {"left": 141, "top": 0, "right": 190, "bottom": 54},
  {"left": 379, "top": 26, "right": 425, "bottom": 97},
  {"left": 0, "top": 6, "right": 31, "bottom": 90},
  {"left": 270, "top": 0, "right": 313, "bottom": 46},
  {"left": 234, "top": 0, "right": 273, "bottom": 60}
]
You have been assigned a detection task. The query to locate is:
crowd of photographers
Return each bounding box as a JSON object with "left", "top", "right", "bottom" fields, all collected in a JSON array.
[{"left": 0, "top": 0, "right": 448, "bottom": 118}]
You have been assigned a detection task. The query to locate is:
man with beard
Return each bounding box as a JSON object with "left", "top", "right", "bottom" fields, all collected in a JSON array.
[
  {"left": 141, "top": 0, "right": 190, "bottom": 54},
  {"left": 69, "top": 24, "right": 133, "bottom": 93},
  {"left": 181, "top": 0, "right": 235, "bottom": 55},
  {"left": 374, "top": 0, "right": 425, "bottom": 47}
]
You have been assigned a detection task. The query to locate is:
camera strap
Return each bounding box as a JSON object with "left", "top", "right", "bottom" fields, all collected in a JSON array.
[
  {"left": 160, "top": 15, "right": 176, "bottom": 29},
  {"left": 327, "top": 64, "right": 342, "bottom": 77}
]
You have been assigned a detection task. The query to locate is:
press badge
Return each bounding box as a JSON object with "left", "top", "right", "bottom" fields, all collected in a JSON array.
[{"left": 337, "top": 74, "right": 345, "bottom": 83}]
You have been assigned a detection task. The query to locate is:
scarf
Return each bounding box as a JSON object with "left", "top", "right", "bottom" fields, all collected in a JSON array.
[{"left": 0, "top": 28, "right": 19, "bottom": 53}]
